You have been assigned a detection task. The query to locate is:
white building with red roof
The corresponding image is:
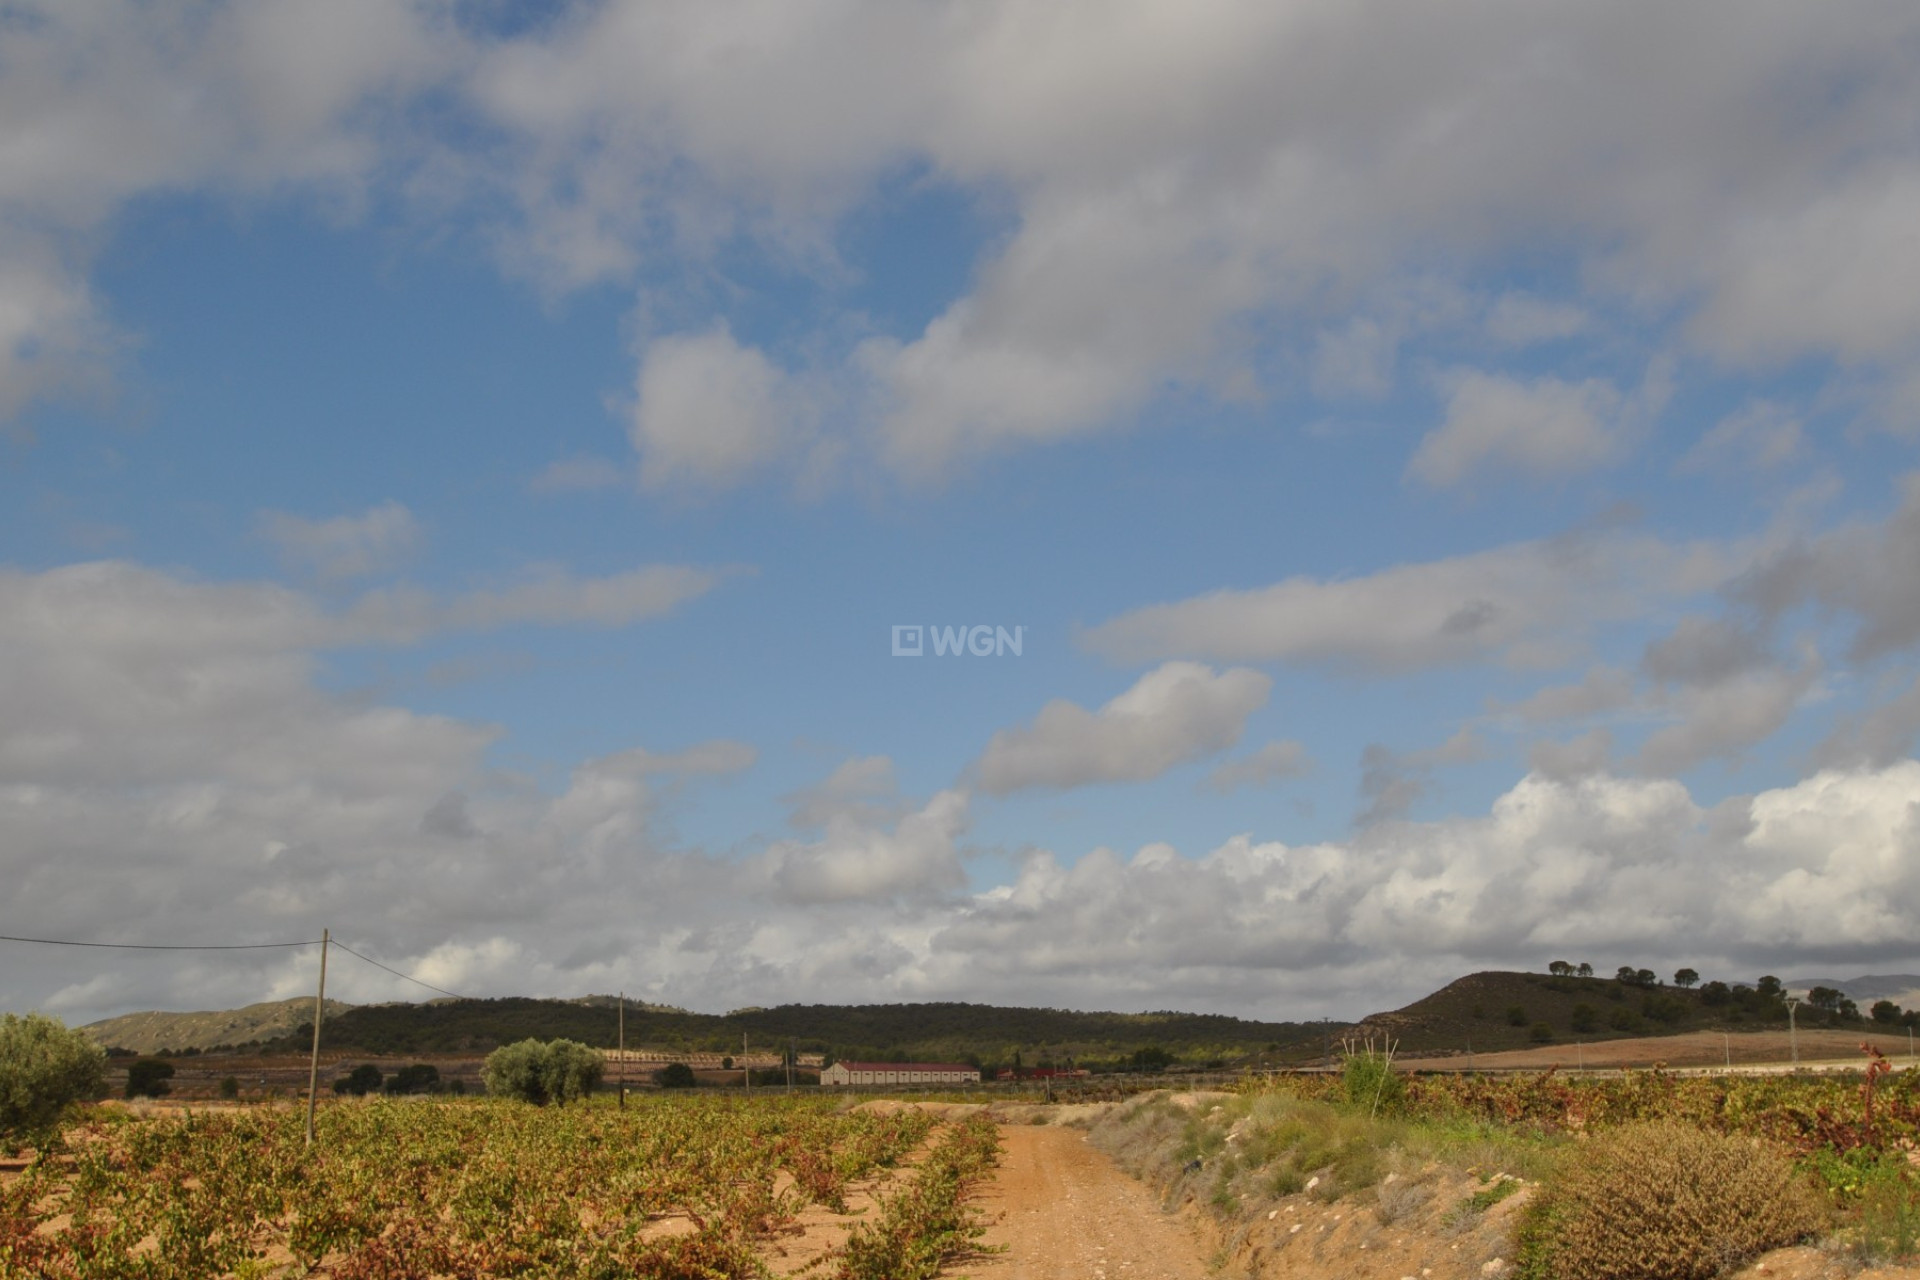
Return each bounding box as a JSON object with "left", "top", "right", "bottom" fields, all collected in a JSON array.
[{"left": 820, "top": 1061, "right": 981, "bottom": 1086}]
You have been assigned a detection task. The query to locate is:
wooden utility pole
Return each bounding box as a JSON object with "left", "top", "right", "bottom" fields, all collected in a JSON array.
[
  {"left": 743, "top": 1032, "right": 749, "bottom": 1093},
  {"left": 1788, "top": 998, "right": 1800, "bottom": 1068},
  {"left": 618, "top": 992, "right": 626, "bottom": 1107},
  {"left": 304, "top": 928, "right": 330, "bottom": 1148},
  {"left": 787, "top": 1038, "right": 794, "bottom": 1093}
]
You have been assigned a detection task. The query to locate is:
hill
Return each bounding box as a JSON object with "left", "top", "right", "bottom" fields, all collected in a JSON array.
[
  {"left": 82, "top": 997, "right": 357, "bottom": 1054},
  {"left": 1358, "top": 970, "right": 1792, "bottom": 1054},
  {"left": 259, "top": 996, "right": 1328, "bottom": 1069},
  {"left": 1788, "top": 974, "right": 1920, "bottom": 1007}
]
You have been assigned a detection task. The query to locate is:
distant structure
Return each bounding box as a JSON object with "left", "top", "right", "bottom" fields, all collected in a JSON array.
[
  {"left": 820, "top": 1061, "right": 981, "bottom": 1086},
  {"left": 994, "top": 1067, "right": 1087, "bottom": 1082}
]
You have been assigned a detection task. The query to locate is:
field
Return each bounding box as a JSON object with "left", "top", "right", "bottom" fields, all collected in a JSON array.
[
  {"left": 0, "top": 1096, "right": 1000, "bottom": 1280},
  {"left": 12, "top": 1059, "right": 1920, "bottom": 1279}
]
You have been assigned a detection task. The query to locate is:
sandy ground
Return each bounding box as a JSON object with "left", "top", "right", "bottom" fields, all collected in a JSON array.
[{"left": 969, "top": 1124, "right": 1213, "bottom": 1280}]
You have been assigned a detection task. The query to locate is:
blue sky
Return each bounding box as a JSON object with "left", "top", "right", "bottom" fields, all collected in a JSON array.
[{"left": 5, "top": 1, "right": 1920, "bottom": 1025}]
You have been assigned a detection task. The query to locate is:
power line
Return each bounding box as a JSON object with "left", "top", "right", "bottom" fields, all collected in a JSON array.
[
  {"left": 329, "top": 939, "right": 469, "bottom": 1001},
  {"left": 0, "top": 933, "right": 320, "bottom": 951},
  {"left": 0, "top": 928, "right": 470, "bottom": 1002}
]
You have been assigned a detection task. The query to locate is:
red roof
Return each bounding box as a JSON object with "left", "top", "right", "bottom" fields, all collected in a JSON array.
[{"left": 830, "top": 1062, "right": 976, "bottom": 1072}]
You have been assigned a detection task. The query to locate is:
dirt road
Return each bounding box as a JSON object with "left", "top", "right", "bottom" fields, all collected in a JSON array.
[{"left": 969, "top": 1124, "right": 1212, "bottom": 1280}]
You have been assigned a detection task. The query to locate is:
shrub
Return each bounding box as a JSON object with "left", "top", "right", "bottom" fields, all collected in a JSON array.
[
  {"left": 1570, "top": 1003, "right": 1598, "bottom": 1033},
  {"left": 126, "top": 1057, "right": 176, "bottom": 1099},
  {"left": 384, "top": 1063, "right": 440, "bottom": 1095},
  {"left": 1530, "top": 1022, "right": 1554, "bottom": 1043},
  {"left": 1341, "top": 1047, "right": 1404, "bottom": 1116},
  {"left": 218, "top": 1075, "right": 240, "bottom": 1099},
  {"left": 655, "top": 1061, "right": 697, "bottom": 1089},
  {"left": 0, "top": 1012, "right": 108, "bottom": 1141},
  {"left": 332, "top": 1064, "right": 383, "bottom": 1096},
  {"left": 482, "top": 1038, "right": 604, "bottom": 1105},
  {"left": 1507, "top": 1005, "right": 1529, "bottom": 1027},
  {"left": 1517, "top": 1122, "right": 1820, "bottom": 1280}
]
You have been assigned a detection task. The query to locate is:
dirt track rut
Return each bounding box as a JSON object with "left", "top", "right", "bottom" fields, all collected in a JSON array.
[{"left": 969, "top": 1124, "right": 1211, "bottom": 1280}]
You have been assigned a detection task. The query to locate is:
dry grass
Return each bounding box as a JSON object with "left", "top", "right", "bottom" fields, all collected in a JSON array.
[{"left": 1516, "top": 1121, "right": 1821, "bottom": 1280}]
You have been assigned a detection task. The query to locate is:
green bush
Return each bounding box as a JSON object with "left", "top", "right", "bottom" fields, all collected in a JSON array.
[
  {"left": 218, "top": 1075, "right": 240, "bottom": 1099},
  {"left": 0, "top": 1012, "right": 108, "bottom": 1141},
  {"left": 1518, "top": 1121, "right": 1819, "bottom": 1280},
  {"left": 482, "top": 1038, "right": 604, "bottom": 1105},
  {"left": 1530, "top": 1022, "right": 1554, "bottom": 1043},
  {"left": 383, "top": 1063, "right": 440, "bottom": 1095},
  {"left": 332, "top": 1063, "right": 383, "bottom": 1096},
  {"left": 1341, "top": 1048, "right": 1404, "bottom": 1116},
  {"left": 655, "top": 1061, "right": 697, "bottom": 1088},
  {"left": 125, "top": 1057, "right": 175, "bottom": 1099}
]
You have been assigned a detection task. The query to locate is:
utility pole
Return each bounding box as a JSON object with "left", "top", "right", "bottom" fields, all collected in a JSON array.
[
  {"left": 1466, "top": 1038, "right": 1474, "bottom": 1074},
  {"left": 1788, "top": 998, "right": 1800, "bottom": 1069},
  {"left": 618, "top": 992, "right": 626, "bottom": 1108},
  {"left": 1724, "top": 1032, "right": 1731, "bottom": 1070},
  {"left": 304, "top": 928, "right": 330, "bottom": 1149},
  {"left": 787, "top": 1038, "right": 794, "bottom": 1093},
  {"left": 743, "top": 1032, "right": 749, "bottom": 1094}
]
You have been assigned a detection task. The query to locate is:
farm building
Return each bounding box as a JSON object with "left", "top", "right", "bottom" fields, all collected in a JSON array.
[{"left": 819, "top": 1061, "right": 981, "bottom": 1086}]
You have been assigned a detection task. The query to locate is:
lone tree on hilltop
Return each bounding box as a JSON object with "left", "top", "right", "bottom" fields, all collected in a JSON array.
[
  {"left": 1577, "top": 963, "right": 1593, "bottom": 977},
  {"left": 1549, "top": 960, "right": 1573, "bottom": 977},
  {"left": 1674, "top": 968, "right": 1699, "bottom": 988}
]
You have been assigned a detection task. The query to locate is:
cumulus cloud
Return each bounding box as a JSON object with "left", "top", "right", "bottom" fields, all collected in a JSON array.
[
  {"left": 1082, "top": 528, "right": 1732, "bottom": 673},
  {"left": 0, "top": 0, "right": 455, "bottom": 423},
  {"left": 1409, "top": 371, "right": 1626, "bottom": 487},
  {"left": 973, "top": 662, "right": 1270, "bottom": 794},
  {"left": 6, "top": 557, "right": 1920, "bottom": 1023},
  {"left": 1206, "top": 740, "right": 1312, "bottom": 793},
  {"left": 764, "top": 787, "right": 971, "bottom": 904},
  {"left": 11, "top": 3, "right": 1920, "bottom": 482},
  {"left": 925, "top": 763, "right": 1920, "bottom": 1008},
  {"left": 629, "top": 326, "right": 798, "bottom": 489},
  {"left": 259, "top": 501, "right": 422, "bottom": 581}
]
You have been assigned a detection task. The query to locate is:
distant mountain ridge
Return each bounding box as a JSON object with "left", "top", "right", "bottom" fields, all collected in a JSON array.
[
  {"left": 1786, "top": 975, "right": 1920, "bottom": 1005},
  {"left": 81, "top": 997, "right": 357, "bottom": 1054}
]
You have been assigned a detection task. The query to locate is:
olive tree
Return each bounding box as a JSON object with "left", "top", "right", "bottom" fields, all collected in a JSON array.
[
  {"left": 0, "top": 1013, "right": 108, "bottom": 1142},
  {"left": 482, "top": 1038, "right": 604, "bottom": 1105}
]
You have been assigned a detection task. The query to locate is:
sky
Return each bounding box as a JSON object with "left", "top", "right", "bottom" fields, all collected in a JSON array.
[{"left": 5, "top": 0, "right": 1920, "bottom": 1028}]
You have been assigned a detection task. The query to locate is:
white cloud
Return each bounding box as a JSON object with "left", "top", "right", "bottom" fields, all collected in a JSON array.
[
  {"left": 6, "top": 556, "right": 1920, "bottom": 1023},
  {"left": 11, "top": 3, "right": 1920, "bottom": 478},
  {"left": 530, "top": 456, "right": 626, "bottom": 494},
  {"left": 630, "top": 326, "right": 796, "bottom": 489},
  {"left": 1742, "top": 472, "right": 1920, "bottom": 662},
  {"left": 1678, "top": 399, "right": 1805, "bottom": 474},
  {"left": 1505, "top": 666, "right": 1635, "bottom": 723},
  {"left": 1637, "top": 661, "right": 1820, "bottom": 776},
  {"left": 258, "top": 501, "right": 422, "bottom": 581},
  {"left": 1082, "top": 529, "right": 1732, "bottom": 673},
  {"left": 344, "top": 564, "right": 724, "bottom": 641},
  {"left": 1485, "top": 293, "right": 1588, "bottom": 346},
  {"left": 973, "top": 662, "right": 1270, "bottom": 794},
  {"left": 1206, "top": 740, "right": 1312, "bottom": 793},
  {"left": 764, "top": 788, "right": 971, "bottom": 904},
  {"left": 1409, "top": 370, "right": 1624, "bottom": 487}
]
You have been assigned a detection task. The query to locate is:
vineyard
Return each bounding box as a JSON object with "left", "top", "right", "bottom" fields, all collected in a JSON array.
[{"left": 0, "top": 1095, "right": 1000, "bottom": 1280}]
